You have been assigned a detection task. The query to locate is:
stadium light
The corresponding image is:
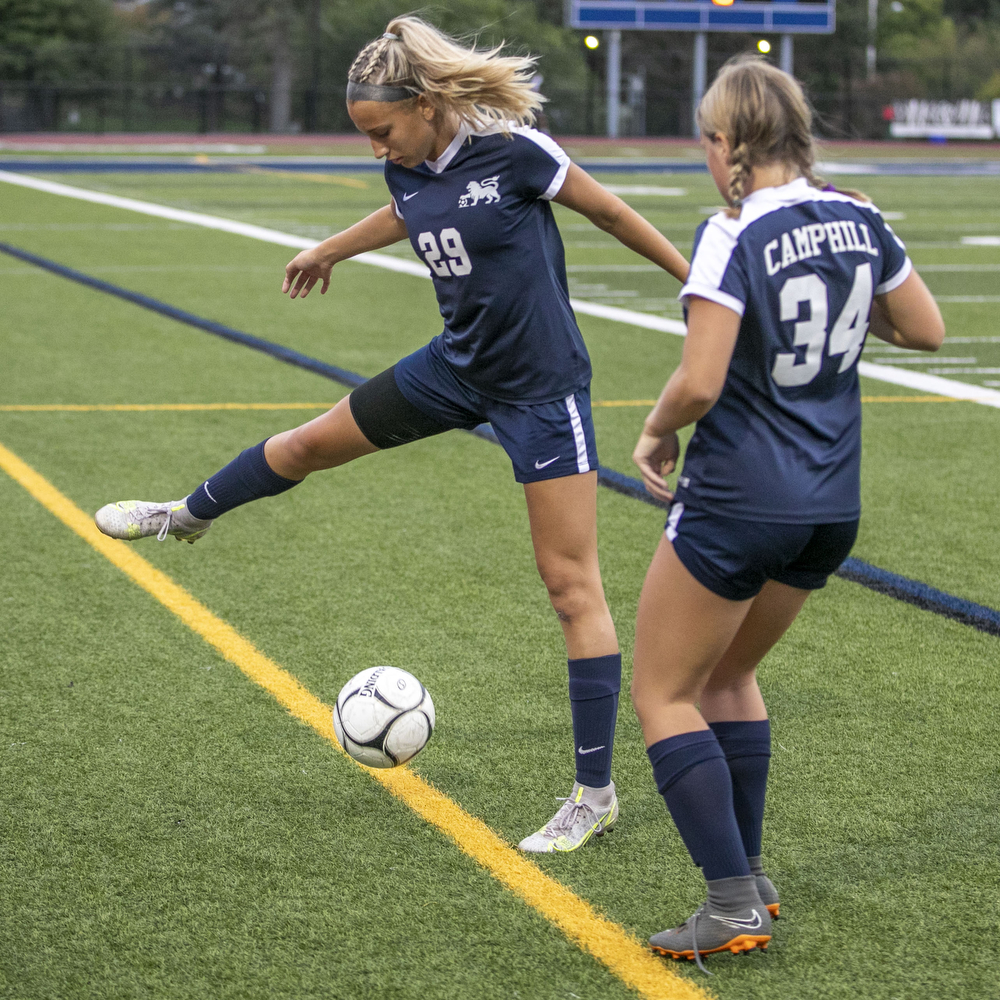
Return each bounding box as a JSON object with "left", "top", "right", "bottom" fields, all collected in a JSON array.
[
  {"left": 757, "top": 39, "right": 771, "bottom": 53},
  {"left": 584, "top": 35, "right": 600, "bottom": 49},
  {"left": 712, "top": 0, "right": 735, "bottom": 6}
]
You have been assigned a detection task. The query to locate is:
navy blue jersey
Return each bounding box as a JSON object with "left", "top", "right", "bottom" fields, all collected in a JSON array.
[
  {"left": 676, "top": 177, "right": 911, "bottom": 523},
  {"left": 384, "top": 122, "right": 590, "bottom": 404}
]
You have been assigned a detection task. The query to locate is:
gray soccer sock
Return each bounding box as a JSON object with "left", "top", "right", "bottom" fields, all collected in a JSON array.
[{"left": 705, "top": 874, "right": 765, "bottom": 914}]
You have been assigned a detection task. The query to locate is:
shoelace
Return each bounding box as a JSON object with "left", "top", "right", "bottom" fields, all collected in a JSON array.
[
  {"left": 155, "top": 506, "right": 174, "bottom": 542},
  {"left": 688, "top": 906, "right": 711, "bottom": 976},
  {"left": 544, "top": 796, "right": 595, "bottom": 838}
]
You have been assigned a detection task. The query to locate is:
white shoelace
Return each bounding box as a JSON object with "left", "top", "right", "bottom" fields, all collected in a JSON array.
[
  {"left": 155, "top": 507, "right": 174, "bottom": 542},
  {"left": 545, "top": 797, "right": 596, "bottom": 838}
]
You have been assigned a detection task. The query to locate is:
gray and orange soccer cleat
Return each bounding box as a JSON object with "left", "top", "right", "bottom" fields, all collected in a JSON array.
[
  {"left": 518, "top": 781, "right": 618, "bottom": 853},
  {"left": 650, "top": 875, "right": 772, "bottom": 974},
  {"left": 94, "top": 499, "right": 213, "bottom": 544}
]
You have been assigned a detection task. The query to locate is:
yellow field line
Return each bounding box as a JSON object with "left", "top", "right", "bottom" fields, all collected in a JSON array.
[
  {"left": 0, "top": 403, "right": 335, "bottom": 412},
  {"left": 0, "top": 437, "right": 710, "bottom": 1000},
  {"left": 1, "top": 396, "right": 976, "bottom": 415},
  {"left": 238, "top": 164, "right": 369, "bottom": 189},
  {"left": 592, "top": 396, "right": 973, "bottom": 407},
  {"left": 858, "top": 395, "right": 970, "bottom": 403}
]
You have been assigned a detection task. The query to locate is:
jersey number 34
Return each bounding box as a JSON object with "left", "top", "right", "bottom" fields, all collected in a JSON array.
[
  {"left": 772, "top": 262, "right": 873, "bottom": 388},
  {"left": 418, "top": 229, "right": 472, "bottom": 278}
]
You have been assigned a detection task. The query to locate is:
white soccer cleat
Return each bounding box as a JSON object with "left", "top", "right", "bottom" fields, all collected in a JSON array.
[
  {"left": 94, "top": 499, "right": 213, "bottom": 544},
  {"left": 518, "top": 781, "right": 618, "bottom": 853}
]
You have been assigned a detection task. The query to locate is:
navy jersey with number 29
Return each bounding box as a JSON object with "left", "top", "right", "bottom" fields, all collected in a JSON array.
[
  {"left": 676, "top": 177, "right": 911, "bottom": 524},
  {"left": 384, "top": 122, "right": 590, "bottom": 404}
]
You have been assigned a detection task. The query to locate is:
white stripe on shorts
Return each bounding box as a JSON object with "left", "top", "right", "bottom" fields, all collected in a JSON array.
[
  {"left": 665, "top": 502, "right": 684, "bottom": 542},
  {"left": 564, "top": 394, "right": 590, "bottom": 474}
]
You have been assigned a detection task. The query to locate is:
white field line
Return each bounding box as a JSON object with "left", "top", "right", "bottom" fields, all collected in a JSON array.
[{"left": 3, "top": 168, "right": 999, "bottom": 410}]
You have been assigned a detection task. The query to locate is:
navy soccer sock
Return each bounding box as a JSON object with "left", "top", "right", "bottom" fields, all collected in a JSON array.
[
  {"left": 567, "top": 653, "right": 621, "bottom": 788},
  {"left": 647, "top": 730, "right": 751, "bottom": 881},
  {"left": 185, "top": 440, "right": 301, "bottom": 521},
  {"left": 710, "top": 719, "right": 771, "bottom": 859}
]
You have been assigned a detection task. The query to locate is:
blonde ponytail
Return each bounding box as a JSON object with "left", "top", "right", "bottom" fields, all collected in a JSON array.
[
  {"left": 697, "top": 56, "right": 860, "bottom": 218},
  {"left": 347, "top": 16, "right": 543, "bottom": 132}
]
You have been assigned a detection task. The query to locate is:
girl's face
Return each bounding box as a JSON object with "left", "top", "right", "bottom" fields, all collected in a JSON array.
[
  {"left": 349, "top": 97, "right": 452, "bottom": 168},
  {"left": 701, "top": 131, "right": 733, "bottom": 202}
]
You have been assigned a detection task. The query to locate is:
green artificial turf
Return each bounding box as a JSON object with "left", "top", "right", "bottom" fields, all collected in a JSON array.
[{"left": 1, "top": 168, "right": 998, "bottom": 1000}]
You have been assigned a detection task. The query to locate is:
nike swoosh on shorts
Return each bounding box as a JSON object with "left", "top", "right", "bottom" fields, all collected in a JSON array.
[{"left": 534, "top": 456, "right": 559, "bottom": 470}]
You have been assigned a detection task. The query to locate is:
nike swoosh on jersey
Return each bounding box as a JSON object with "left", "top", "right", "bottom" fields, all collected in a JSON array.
[
  {"left": 534, "top": 456, "right": 560, "bottom": 469},
  {"left": 709, "top": 909, "right": 763, "bottom": 931},
  {"left": 577, "top": 745, "right": 606, "bottom": 755},
  {"left": 402, "top": 191, "right": 419, "bottom": 201}
]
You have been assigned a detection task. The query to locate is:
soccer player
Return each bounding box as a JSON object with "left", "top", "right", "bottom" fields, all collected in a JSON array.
[
  {"left": 94, "top": 17, "right": 690, "bottom": 853},
  {"left": 629, "top": 57, "right": 944, "bottom": 967}
]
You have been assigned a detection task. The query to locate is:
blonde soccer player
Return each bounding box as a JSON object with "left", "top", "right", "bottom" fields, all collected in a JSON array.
[
  {"left": 629, "top": 57, "right": 944, "bottom": 967},
  {"left": 95, "top": 16, "right": 690, "bottom": 853}
]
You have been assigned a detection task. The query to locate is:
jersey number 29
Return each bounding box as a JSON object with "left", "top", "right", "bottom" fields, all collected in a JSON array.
[
  {"left": 418, "top": 229, "right": 472, "bottom": 278},
  {"left": 772, "top": 262, "right": 873, "bottom": 388}
]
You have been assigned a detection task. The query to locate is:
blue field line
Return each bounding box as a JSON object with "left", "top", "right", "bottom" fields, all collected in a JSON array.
[
  {"left": 3, "top": 158, "right": 1000, "bottom": 177},
  {"left": 836, "top": 559, "right": 1000, "bottom": 636},
  {"left": 3, "top": 239, "right": 997, "bottom": 636}
]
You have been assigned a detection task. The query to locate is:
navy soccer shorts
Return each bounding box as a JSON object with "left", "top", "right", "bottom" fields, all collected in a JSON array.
[
  {"left": 350, "top": 341, "right": 598, "bottom": 484},
  {"left": 665, "top": 502, "right": 859, "bottom": 601}
]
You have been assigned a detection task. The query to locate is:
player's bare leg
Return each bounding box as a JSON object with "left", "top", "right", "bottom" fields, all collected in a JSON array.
[
  {"left": 631, "top": 538, "right": 816, "bottom": 960},
  {"left": 700, "top": 580, "right": 811, "bottom": 724},
  {"left": 95, "top": 395, "right": 378, "bottom": 542},
  {"left": 697, "top": 579, "right": 811, "bottom": 918},
  {"left": 518, "top": 471, "right": 621, "bottom": 853},
  {"left": 631, "top": 535, "right": 753, "bottom": 745},
  {"left": 263, "top": 395, "right": 379, "bottom": 478}
]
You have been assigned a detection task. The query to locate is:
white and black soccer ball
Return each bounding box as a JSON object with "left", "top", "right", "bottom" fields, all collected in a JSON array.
[{"left": 332, "top": 666, "right": 435, "bottom": 769}]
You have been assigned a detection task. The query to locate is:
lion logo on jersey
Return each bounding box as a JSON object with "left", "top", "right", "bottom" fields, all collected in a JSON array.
[{"left": 459, "top": 176, "right": 501, "bottom": 208}]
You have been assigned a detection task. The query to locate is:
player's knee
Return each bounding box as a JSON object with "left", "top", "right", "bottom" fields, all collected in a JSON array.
[
  {"left": 537, "top": 561, "right": 594, "bottom": 624},
  {"left": 281, "top": 426, "right": 331, "bottom": 473}
]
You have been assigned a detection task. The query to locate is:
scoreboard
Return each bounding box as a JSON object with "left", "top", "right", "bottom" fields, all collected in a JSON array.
[{"left": 568, "top": 0, "right": 835, "bottom": 34}]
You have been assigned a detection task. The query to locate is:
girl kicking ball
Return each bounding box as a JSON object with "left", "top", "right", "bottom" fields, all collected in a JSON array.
[
  {"left": 629, "top": 56, "right": 944, "bottom": 968},
  {"left": 95, "top": 16, "right": 690, "bottom": 853}
]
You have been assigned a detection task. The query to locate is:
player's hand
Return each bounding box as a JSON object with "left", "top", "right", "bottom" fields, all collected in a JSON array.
[
  {"left": 633, "top": 429, "right": 679, "bottom": 503},
  {"left": 283, "top": 248, "right": 334, "bottom": 299}
]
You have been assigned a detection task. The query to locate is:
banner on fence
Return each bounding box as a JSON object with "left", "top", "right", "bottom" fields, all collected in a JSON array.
[{"left": 887, "top": 99, "right": 1000, "bottom": 140}]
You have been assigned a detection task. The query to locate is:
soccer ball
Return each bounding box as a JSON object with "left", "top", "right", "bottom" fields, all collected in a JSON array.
[{"left": 332, "top": 666, "right": 435, "bottom": 769}]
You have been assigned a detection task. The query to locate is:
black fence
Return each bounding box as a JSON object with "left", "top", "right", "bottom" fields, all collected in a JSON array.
[{"left": 0, "top": 80, "right": 898, "bottom": 140}]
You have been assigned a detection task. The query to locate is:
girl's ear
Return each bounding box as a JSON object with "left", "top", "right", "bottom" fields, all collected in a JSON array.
[
  {"left": 714, "top": 132, "right": 733, "bottom": 165},
  {"left": 416, "top": 95, "right": 437, "bottom": 122}
]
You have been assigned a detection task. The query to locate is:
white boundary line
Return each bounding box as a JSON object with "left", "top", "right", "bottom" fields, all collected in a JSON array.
[{"left": 3, "top": 168, "right": 999, "bottom": 410}]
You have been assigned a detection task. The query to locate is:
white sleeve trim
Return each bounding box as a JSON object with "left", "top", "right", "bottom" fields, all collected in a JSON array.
[
  {"left": 679, "top": 283, "right": 746, "bottom": 318},
  {"left": 541, "top": 157, "right": 570, "bottom": 201},
  {"left": 875, "top": 255, "right": 913, "bottom": 295},
  {"left": 391, "top": 196, "right": 403, "bottom": 221},
  {"left": 512, "top": 126, "right": 571, "bottom": 200}
]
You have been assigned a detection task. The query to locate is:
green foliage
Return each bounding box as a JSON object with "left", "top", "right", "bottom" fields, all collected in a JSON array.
[
  {"left": 0, "top": 0, "right": 119, "bottom": 82},
  {"left": 882, "top": 0, "right": 1000, "bottom": 97},
  {"left": 319, "top": 0, "right": 588, "bottom": 127}
]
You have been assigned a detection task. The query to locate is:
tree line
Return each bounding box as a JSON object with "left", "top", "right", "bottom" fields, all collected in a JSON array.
[{"left": 1, "top": 0, "right": 997, "bottom": 135}]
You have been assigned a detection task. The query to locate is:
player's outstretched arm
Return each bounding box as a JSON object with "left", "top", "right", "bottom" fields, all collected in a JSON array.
[
  {"left": 283, "top": 202, "right": 409, "bottom": 299},
  {"left": 552, "top": 164, "right": 690, "bottom": 284},
  {"left": 869, "top": 269, "right": 945, "bottom": 351},
  {"left": 633, "top": 297, "right": 740, "bottom": 501}
]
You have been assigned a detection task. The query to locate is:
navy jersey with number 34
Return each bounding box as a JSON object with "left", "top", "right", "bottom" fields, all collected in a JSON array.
[
  {"left": 676, "top": 177, "right": 911, "bottom": 523},
  {"left": 384, "top": 122, "right": 590, "bottom": 404}
]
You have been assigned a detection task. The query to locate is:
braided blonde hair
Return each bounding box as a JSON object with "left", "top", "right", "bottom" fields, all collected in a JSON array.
[
  {"left": 347, "top": 16, "right": 543, "bottom": 133},
  {"left": 697, "top": 56, "right": 852, "bottom": 218}
]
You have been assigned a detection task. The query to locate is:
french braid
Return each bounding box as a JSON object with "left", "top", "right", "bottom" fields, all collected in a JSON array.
[
  {"left": 696, "top": 56, "right": 871, "bottom": 216},
  {"left": 346, "top": 16, "right": 542, "bottom": 131}
]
